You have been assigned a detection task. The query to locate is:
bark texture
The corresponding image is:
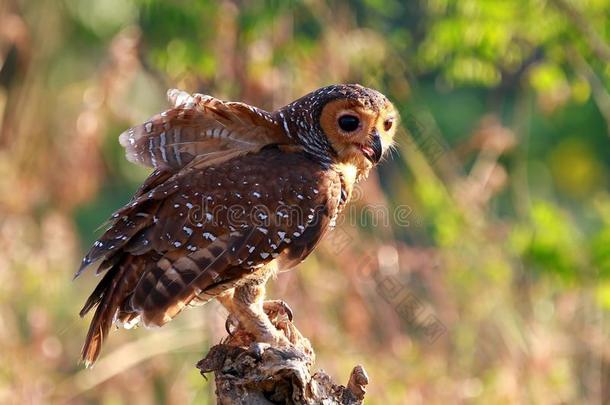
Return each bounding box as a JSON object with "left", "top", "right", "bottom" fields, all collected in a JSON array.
[{"left": 197, "top": 306, "right": 369, "bottom": 404}]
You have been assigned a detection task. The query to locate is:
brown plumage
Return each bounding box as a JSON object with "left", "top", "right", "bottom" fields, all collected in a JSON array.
[{"left": 76, "top": 84, "right": 398, "bottom": 366}]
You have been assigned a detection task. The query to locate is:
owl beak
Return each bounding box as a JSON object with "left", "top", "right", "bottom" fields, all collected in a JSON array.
[{"left": 360, "top": 129, "right": 383, "bottom": 164}]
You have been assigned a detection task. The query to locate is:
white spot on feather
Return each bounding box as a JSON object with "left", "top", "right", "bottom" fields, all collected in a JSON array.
[{"left": 159, "top": 132, "right": 168, "bottom": 162}]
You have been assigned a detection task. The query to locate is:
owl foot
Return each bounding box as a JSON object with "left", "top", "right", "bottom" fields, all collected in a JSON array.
[
  {"left": 224, "top": 304, "right": 292, "bottom": 337},
  {"left": 224, "top": 313, "right": 240, "bottom": 336},
  {"left": 223, "top": 300, "right": 297, "bottom": 348},
  {"left": 263, "top": 299, "right": 293, "bottom": 322},
  {"left": 224, "top": 314, "right": 292, "bottom": 347},
  {"left": 261, "top": 299, "right": 300, "bottom": 347}
]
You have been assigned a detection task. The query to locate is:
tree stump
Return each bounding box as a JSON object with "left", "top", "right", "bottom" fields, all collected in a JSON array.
[{"left": 196, "top": 304, "right": 369, "bottom": 404}]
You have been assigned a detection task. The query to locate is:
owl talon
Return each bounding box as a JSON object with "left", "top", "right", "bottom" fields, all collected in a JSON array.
[
  {"left": 225, "top": 314, "right": 240, "bottom": 336},
  {"left": 263, "top": 300, "right": 294, "bottom": 322}
]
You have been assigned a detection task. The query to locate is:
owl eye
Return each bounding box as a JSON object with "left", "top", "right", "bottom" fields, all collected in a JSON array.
[
  {"left": 384, "top": 118, "right": 394, "bottom": 131},
  {"left": 338, "top": 115, "right": 360, "bottom": 132}
]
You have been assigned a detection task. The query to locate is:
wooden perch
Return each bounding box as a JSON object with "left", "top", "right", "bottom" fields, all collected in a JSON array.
[{"left": 197, "top": 304, "right": 369, "bottom": 404}]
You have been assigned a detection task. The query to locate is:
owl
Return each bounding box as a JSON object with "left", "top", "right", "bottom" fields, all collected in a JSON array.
[{"left": 75, "top": 84, "right": 398, "bottom": 366}]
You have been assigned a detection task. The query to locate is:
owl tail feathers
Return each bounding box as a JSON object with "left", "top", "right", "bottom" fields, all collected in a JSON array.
[
  {"left": 80, "top": 297, "right": 113, "bottom": 368},
  {"left": 81, "top": 323, "right": 103, "bottom": 368},
  {"left": 78, "top": 265, "right": 124, "bottom": 368},
  {"left": 80, "top": 296, "right": 141, "bottom": 367}
]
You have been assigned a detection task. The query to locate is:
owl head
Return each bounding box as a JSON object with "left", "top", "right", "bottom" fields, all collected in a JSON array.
[{"left": 276, "top": 84, "right": 399, "bottom": 178}]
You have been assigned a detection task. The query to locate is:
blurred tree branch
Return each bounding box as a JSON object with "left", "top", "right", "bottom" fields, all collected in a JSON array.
[
  {"left": 551, "top": 0, "right": 610, "bottom": 63},
  {"left": 566, "top": 46, "right": 610, "bottom": 134},
  {"left": 551, "top": 0, "right": 610, "bottom": 134}
]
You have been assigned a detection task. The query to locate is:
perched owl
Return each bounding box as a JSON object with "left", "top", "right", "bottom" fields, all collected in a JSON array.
[{"left": 75, "top": 84, "right": 398, "bottom": 366}]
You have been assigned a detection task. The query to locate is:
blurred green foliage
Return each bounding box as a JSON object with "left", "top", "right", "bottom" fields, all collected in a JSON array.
[{"left": 1, "top": 0, "right": 610, "bottom": 403}]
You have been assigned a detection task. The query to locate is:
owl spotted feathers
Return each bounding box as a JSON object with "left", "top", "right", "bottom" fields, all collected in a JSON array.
[{"left": 76, "top": 84, "right": 398, "bottom": 366}]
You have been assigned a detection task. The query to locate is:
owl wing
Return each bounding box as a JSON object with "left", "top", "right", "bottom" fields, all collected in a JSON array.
[
  {"left": 118, "top": 89, "right": 290, "bottom": 170},
  {"left": 77, "top": 147, "right": 342, "bottom": 365}
]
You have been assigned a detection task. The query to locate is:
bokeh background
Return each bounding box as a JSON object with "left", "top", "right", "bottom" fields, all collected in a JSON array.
[{"left": 1, "top": 0, "right": 609, "bottom": 403}]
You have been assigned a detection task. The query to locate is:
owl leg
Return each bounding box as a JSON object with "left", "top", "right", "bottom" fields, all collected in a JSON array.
[{"left": 218, "top": 278, "right": 291, "bottom": 347}]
